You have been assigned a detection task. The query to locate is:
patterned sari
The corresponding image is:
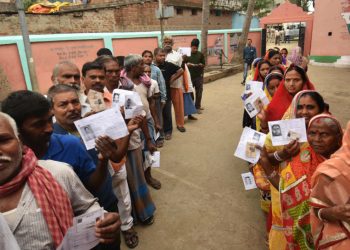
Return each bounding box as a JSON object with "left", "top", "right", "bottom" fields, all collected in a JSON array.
[
  {"left": 310, "top": 122, "right": 349, "bottom": 249},
  {"left": 280, "top": 144, "right": 325, "bottom": 249},
  {"left": 280, "top": 114, "right": 342, "bottom": 250},
  {"left": 255, "top": 91, "right": 323, "bottom": 249}
]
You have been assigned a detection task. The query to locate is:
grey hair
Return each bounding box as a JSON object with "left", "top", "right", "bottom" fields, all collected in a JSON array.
[
  {"left": 0, "top": 112, "right": 19, "bottom": 139},
  {"left": 124, "top": 54, "right": 143, "bottom": 72},
  {"left": 163, "top": 35, "right": 173, "bottom": 43},
  {"left": 52, "top": 61, "right": 79, "bottom": 79}
]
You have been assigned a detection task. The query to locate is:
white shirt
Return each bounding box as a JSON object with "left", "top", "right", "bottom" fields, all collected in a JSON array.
[{"left": 166, "top": 50, "right": 184, "bottom": 89}]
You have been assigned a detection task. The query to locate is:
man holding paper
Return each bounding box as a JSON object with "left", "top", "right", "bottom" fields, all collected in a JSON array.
[
  {"left": 0, "top": 112, "right": 121, "bottom": 250},
  {"left": 47, "top": 84, "right": 143, "bottom": 249},
  {"left": 186, "top": 38, "right": 205, "bottom": 113},
  {"left": 154, "top": 47, "right": 184, "bottom": 139},
  {"left": 118, "top": 55, "right": 158, "bottom": 224},
  {"left": 163, "top": 36, "right": 187, "bottom": 133}
]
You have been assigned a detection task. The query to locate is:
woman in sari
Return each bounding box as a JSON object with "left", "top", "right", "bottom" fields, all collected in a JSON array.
[
  {"left": 254, "top": 90, "right": 327, "bottom": 250},
  {"left": 242, "top": 61, "right": 270, "bottom": 129},
  {"left": 259, "top": 114, "right": 343, "bottom": 250},
  {"left": 264, "top": 64, "right": 315, "bottom": 123},
  {"left": 255, "top": 72, "right": 283, "bottom": 132},
  {"left": 247, "top": 57, "right": 262, "bottom": 81},
  {"left": 266, "top": 50, "right": 282, "bottom": 67},
  {"left": 253, "top": 60, "right": 271, "bottom": 82},
  {"left": 310, "top": 122, "right": 350, "bottom": 250}
]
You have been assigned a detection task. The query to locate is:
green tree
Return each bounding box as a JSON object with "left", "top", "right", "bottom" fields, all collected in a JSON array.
[
  {"left": 289, "top": 0, "right": 310, "bottom": 12},
  {"left": 238, "top": 0, "right": 274, "bottom": 17},
  {"left": 231, "top": 0, "right": 256, "bottom": 64}
]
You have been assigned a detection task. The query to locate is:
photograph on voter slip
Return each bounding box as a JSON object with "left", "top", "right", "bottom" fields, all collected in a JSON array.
[
  {"left": 234, "top": 127, "right": 267, "bottom": 164},
  {"left": 268, "top": 118, "right": 307, "bottom": 146}
]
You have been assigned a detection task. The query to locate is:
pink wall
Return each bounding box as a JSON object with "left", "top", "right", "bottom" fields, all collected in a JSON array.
[
  {"left": 112, "top": 38, "right": 158, "bottom": 56},
  {"left": 227, "top": 32, "right": 262, "bottom": 63},
  {"left": 0, "top": 44, "right": 26, "bottom": 91},
  {"left": 311, "top": 0, "right": 350, "bottom": 56},
  {"left": 172, "top": 35, "right": 197, "bottom": 48},
  {"left": 31, "top": 40, "right": 104, "bottom": 93}
]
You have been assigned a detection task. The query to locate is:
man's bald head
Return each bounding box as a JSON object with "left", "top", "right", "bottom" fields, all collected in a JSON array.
[{"left": 51, "top": 61, "right": 81, "bottom": 89}]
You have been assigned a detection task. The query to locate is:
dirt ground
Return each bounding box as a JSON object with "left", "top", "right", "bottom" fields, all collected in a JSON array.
[{"left": 121, "top": 65, "right": 350, "bottom": 250}]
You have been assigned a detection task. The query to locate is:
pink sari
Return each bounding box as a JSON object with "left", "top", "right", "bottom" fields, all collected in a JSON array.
[{"left": 310, "top": 122, "right": 349, "bottom": 249}]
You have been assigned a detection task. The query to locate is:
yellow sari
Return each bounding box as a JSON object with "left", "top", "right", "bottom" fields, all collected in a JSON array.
[{"left": 256, "top": 90, "right": 318, "bottom": 249}]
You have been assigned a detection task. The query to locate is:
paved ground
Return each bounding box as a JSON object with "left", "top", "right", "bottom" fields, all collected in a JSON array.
[{"left": 122, "top": 65, "right": 350, "bottom": 250}]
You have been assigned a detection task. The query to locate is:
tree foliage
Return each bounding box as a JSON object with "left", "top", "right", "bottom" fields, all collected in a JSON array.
[
  {"left": 289, "top": 0, "right": 310, "bottom": 12},
  {"left": 239, "top": 0, "right": 274, "bottom": 17}
]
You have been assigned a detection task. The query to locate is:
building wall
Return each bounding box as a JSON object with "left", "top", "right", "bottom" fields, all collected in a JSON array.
[
  {"left": 310, "top": 0, "right": 350, "bottom": 57},
  {"left": 232, "top": 12, "right": 260, "bottom": 29},
  {"left": 0, "top": 29, "right": 261, "bottom": 93},
  {"left": 0, "top": 1, "right": 232, "bottom": 35}
]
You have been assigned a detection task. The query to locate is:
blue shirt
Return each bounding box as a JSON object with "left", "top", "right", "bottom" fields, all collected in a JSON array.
[
  {"left": 243, "top": 45, "right": 257, "bottom": 63},
  {"left": 43, "top": 131, "right": 117, "bottom": 211},
  {"left": 151, "top": 63, "right": 167, "bottom": 102}
]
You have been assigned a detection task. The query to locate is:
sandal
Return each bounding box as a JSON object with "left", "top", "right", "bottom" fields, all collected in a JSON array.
[
  {"left": 165, "top": 134, "right": 172, "bottom": 140},
  {"left": 156, "top": 140, "right": 164, "bottom": 148},
  {"left": 122, "top": 227, "right": 139, "bottom": 248},
  {"left": 142, "top": 215, "right": 155, "bottom": 225}
]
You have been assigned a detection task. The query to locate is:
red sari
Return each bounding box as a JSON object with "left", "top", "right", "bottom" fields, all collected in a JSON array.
[{"left": 266, "top": 79, "right": 315, "bottom": 122}]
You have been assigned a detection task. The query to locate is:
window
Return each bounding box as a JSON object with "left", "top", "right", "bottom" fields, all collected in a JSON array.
[
  {"left": 191, "top": 9, "right": 198, "bottom": 16},
  {"left": 215, "top": 10, "right": 222, "bottom": 16},
  {"left": 176, "top": 8, "right": 183, "bottom": 15}
]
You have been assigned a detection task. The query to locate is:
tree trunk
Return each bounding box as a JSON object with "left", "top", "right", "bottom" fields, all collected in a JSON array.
[
  {"left": 231, "top": 0, "right": 256, "bottom": 64},
  {"left": 201, "top": 0, "right": 209, "bottom": 65}
]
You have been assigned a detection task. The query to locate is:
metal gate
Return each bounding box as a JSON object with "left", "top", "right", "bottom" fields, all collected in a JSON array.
[{"left": 298, "top": 26, "right": 306, "bottom": 54}]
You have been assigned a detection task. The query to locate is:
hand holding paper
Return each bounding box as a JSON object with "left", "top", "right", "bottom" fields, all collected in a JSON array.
[
  {"left": 234, "top": 127, "right": 267, "bottom": 164},
  {"left": 244, "top": 89, "right": 270, "bottom": 118},
  {"left": 74, "top": 107, "right": 129, "bottom": 150},
  {"left": 268, "top": 118, "right": 307, "bottom": 146},
  {"left": 95, "top": 212, "right": 121, "bottom": 244}
]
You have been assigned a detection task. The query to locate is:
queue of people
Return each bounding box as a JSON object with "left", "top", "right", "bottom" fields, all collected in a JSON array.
[
  {"left": 242, "top": 44, "right": 350, "bottom": 249},
  {"left": 0, "top": 36, "right": 205, "bottom": 249}
]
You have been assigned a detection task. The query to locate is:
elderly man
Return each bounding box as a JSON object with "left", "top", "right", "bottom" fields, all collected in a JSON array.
[
  {"left": 51, "top": 61, "right": 81, "bottom": 89},
  {"left": 47, "top": 84, "right": 142, "bottom": 248},
  {"left": 116, "top": 54, "right": 157, "bottom": 224},
  {"left": 1, "top": 90, "right": 122, "bottom": 250},
  {"left": 154, "top": 47, "right": 184, "bottom": 140},
  {"left": 120, "top": 55, "right": 161, "bottom": 189},
  {"left": 163, "top": 36, "right": 186, "bottom": 133},
  {"left": 0, "top": 112, "right": 120, "bottom": 250}
]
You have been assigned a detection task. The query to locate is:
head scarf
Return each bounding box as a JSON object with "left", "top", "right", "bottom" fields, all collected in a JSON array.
[
  {"left": 280, "top": 114, "right": 343, "bottom": 249},
  {"left": 0, "top": 147, "right": 73, "bottom": 247},
  {"left": 263, "top": 72, "right": 283, "bottom": 101},
  {"left": 282, "top": 90, "right": 320, "bottom": 120},
  {"left": 253, "top": 60, "right": 270, "bottom": 82},
  {"left": 288, "top": 46, "right": 303, "bottom": 66},
  {"left": 310, "top": 121, "right": 348, "bottom": 249},
  {"left": 266, "top": 65, "right": 315, "bottom": 121}
]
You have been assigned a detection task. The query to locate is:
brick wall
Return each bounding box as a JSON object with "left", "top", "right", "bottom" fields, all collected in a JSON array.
[{"left": 0, "top": 1, "right": 233, "bottom": 35}]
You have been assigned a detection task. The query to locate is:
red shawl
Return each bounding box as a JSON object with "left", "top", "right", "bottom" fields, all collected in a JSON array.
[
  {"left": 0, "top": 147, "right": 73, "bottom": 247},
  {"left": 266, "top": 78, "right": 315, "bottom": 121}
]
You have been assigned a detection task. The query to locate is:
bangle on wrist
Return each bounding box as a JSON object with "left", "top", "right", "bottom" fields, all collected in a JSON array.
[
  {"left": 317, "top": 208, "right": 325, "bottom": 221},
  {"left": 274, "top": 151, "right": 283, "bottom": 162}
]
